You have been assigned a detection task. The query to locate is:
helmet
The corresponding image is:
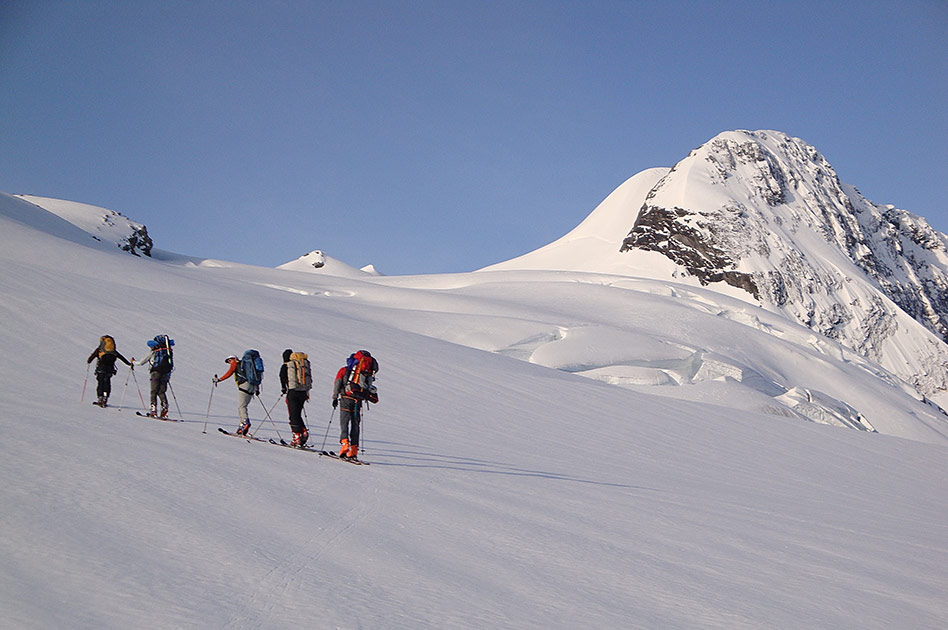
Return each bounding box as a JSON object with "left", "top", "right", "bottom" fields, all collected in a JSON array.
[{"left": 225, "top": 355, "right": 238, "bottom": 363}]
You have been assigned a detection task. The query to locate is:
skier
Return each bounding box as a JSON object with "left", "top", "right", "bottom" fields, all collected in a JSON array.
[
  {"left": 214, "top": 351, "right": 262, "bottom": 435},
  {"left": 280, "top": 349, "right": 312, "bottom": 446},
  {"left": 331, "top": 350, "right": 378, "bottom": 460},
  {"left": 86, "top": 335, "right": 132, "bottom": 407},
  {"left": 132, "top": 335, "right": 174, "bottom": 418}
]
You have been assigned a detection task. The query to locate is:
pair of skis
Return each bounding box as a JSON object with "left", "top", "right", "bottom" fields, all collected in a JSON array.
[
  {"left": 217, "top": 427, "right": 268, "bottom": 442},
  {"left": 218, "top": 428, "right": 369, "bottom": 464},
  {"left": 135, "top": 411, "right": 180, "bottom": 423},
  {"left": 89, "top": 400, "right": 180, "bottom": 423}
]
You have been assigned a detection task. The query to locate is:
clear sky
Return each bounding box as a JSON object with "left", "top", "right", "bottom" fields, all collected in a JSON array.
[{"left": 1, "top": 1, "right": 945, "bottom": 275}]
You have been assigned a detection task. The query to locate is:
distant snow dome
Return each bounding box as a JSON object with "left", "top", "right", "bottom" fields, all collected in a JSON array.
[{"left": 275, "top": 248, "right": 373, "bottom": 278}]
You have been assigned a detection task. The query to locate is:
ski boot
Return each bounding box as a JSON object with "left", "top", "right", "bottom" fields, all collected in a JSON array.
[
  {"left": 347, "top": 444, "right": 359, "bottom": 461},
  {"left": 338, "top": 438, "right": 350, "bottom": 458},
  {"left": 147, "top": 403, "right": 158, "bottom": 417},
  {"left": 160, "top": 405, "right": 169, "bottom": 419},
  {"left": 236, "top": 422, "right": 250, "bottom": 436}
]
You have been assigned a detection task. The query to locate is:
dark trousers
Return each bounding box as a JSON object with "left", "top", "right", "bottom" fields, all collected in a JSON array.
[
  {"left": 95, "top": 371, "right": 114, "bottom": 398},
  {"left": 338, "top": 397, "right": 361, "bottom": 446},
  {"left": 286, "top": 389, "right": 308, "bottom": 433},
  {"left": 150, "top": 372, "right": 169, "bottom": 408}
]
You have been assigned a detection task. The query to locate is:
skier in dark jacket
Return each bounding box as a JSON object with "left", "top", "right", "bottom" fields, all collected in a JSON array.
[
  {"left": 86, "top": 335, "right": 131, "bottom": 407},
  {"left": 280, "top": 349, "right": 312, "bottom": 446}
]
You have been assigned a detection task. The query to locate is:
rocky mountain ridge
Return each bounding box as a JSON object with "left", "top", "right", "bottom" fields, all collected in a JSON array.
[{"left": 621, "top": 131, "right": 948, "bottom": 349}]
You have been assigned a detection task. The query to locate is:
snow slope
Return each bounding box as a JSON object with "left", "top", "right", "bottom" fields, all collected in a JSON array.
[{"left": 1, "top": 194, "right": 947, "bottom": 629}]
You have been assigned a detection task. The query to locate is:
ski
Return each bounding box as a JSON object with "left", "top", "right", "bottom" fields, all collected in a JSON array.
[
  {"left": 269, "top": 438, "right": 322, "bottom": 454},
  {"left": 135, "top": 411, "right": 180, "bottom": 423},
  {"left": 319, "top": 450, "right": 369, "bottom": 465},
  {"left": 218, "top": 427, "right": 267, "bottom": 443}
]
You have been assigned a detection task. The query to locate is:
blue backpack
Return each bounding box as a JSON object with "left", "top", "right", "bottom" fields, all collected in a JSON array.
[
  {"left": 147, "top": 335, "right": 174, "bottom": 374},
  {"left": 236, "top": 349, "right": 264, "bottom": 386}
]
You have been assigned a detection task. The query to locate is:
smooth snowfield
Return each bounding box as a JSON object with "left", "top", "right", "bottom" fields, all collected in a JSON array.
[{"left": 1, "top": 195, "right": 947, "bottom": 629}]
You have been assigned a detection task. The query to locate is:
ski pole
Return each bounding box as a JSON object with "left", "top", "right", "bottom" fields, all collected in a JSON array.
[
  {"left": 302, "top": 403, "right": 311, "bottom": 437},
  {"left": 119, "top": 366, "right": 132, "bottom": 408},
  {"left": 358, "top": 404, "right": 366, "bottom": 457},
  {"left": 268, "top": 393, "right": 285, "bottom": 417},
  {"left": 203, "top": 378, "right": 217, "bottom": 434},
  {"left": 130, "top": 365, "right": 147, "bottom": 411},
  {"left": 320, "top": 407, "right": 336, "bottom": 451},
  {"left": 257, "top": 393, "right": 284, "bottom": 441},
  {"left": 168, "top": 382, "right": 183, "bottom": 419},
  {"left": 81, "top": 362, "right": 91, "bottom": 402}
]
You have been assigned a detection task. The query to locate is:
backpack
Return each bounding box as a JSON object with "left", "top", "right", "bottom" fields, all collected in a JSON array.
[
  {"left": 98, "top": 335, "right": 116, "bottom": 357},
  {"left": 287, "top": 352, "right": 312, "bottom": 391},
  {"left": 344, "top": 350, "right": 379, "bottom": 403},
  {"left": 236, "top": 349, "right": 264, "bottom": 386},
  {"left": 148, "top": 335, "right": 174, "bottom": 374}
]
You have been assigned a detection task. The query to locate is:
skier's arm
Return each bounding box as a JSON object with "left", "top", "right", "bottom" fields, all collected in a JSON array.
[
  {"left": 115, "top": 351, "right": 131, "bottom": 367},
  {"left": 279, "top": 364, "right": 288, "bottom": 393},
  {"left": 331, "top": 369, "right": 344, "bottom": 406},
  {"left": 87, "top": 349, "right": 99, "bottom": 364},
  {"left": 218, "top": 359, "right": 237, "bottom": 382}
]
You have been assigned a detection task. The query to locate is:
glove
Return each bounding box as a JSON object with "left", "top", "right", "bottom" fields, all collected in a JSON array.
[
  {"left": 281, "top": 387, "right": 287, "bottom": 395},
  {"left": 212, "top": 375, "right": 219, "bottom": 385},
  {"left": 332, "top": 398, "right": 338, "bottom": 409}
]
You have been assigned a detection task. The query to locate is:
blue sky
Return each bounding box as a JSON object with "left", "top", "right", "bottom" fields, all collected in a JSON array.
[{"left": 2, "top": 1, "right": 945, "bottom": 275}]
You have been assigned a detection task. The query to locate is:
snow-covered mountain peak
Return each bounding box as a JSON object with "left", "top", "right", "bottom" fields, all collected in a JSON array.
[{"left": 488, "top": 130, "right": 948, "bottom": 407}]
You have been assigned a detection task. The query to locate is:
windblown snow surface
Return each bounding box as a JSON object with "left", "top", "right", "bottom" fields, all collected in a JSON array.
[{"left": 1, "top": 192, "right": 946, "bottom": 629}]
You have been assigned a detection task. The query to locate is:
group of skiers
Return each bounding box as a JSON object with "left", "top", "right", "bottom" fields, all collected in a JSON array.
[{"left": 87, "top": 335, "right": 379, "bottom": 461}]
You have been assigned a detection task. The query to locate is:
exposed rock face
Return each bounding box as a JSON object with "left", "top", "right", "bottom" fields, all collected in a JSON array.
[
  {"left": 620, "top": 130, "right": 948, "bottom": 398},
  {"left": 118, "top": 223, "right": 153, "bottom": 257}
]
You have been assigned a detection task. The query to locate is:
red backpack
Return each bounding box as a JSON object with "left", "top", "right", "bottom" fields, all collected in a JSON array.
[{"left": 344, "top": 350, "right": 379, "bottom": 403}]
